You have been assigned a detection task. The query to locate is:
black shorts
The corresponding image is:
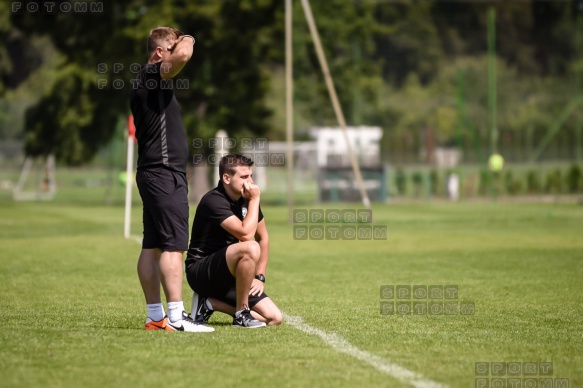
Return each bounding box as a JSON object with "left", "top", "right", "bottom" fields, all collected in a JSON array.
[
  {"left": 136, "top": 168, "right": 189, "bottom": 251},
  {"left": 185, "top": 246, "right": 268, "bottom": 308}
]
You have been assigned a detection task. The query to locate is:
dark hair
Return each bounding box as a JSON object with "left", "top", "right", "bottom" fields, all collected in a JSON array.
[
  {"left": 147, "top": 26, "right": 183, "bottom": 56},
  {"left": 219, "top": 154, "right": 254, "bottom": 178}
]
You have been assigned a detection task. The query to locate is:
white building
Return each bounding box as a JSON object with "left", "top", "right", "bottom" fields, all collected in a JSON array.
[{"left": 309, "top": 126, "right": 383, "bottom": 168}]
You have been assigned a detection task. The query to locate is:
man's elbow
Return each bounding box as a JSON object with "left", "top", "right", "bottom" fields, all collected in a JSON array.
[{"left": 239, "top": 233, "right": 255, "bottom": 242}]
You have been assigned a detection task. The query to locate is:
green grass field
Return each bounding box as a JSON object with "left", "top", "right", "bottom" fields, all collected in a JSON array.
[{"left": 0, "top": 194, "right": 582, "bottom": 387}]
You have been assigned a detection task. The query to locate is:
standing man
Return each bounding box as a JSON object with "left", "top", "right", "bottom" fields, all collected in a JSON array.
[
  {"left": 186, "top": 154, "right": 283, "bottom": 328},
  {"left": 130, "top": 27, "right": 213, "bottom": 332}
]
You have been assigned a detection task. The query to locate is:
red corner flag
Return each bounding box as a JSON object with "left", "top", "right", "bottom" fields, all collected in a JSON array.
[{"left": 128, "top": 115, "right": 136, "bottom": 142}]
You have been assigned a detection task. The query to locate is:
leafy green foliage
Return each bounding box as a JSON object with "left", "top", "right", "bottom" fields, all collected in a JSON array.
[
  {"left": 2, "top": 0, "right": 582, "bottom": 164},
  {"left": 566, "top": 163, "right": 582, "bottom": 192},
  {"left": 9, "top": 0, "right": 282, "bottom": 163}
]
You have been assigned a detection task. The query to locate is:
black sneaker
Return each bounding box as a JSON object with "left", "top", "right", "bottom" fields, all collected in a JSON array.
[
  {"left": 167, "top": 311, "right": 215, "bottom": 333},
  {"left": 232, "top": 308, "right": 266, "bottom": 329},
  {"left": 191, "top": 292, "right": 214, "bottom": 324}
]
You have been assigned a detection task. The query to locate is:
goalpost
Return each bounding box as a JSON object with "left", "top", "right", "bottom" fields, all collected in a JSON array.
[{"left": 13, "top": 153, "right": 57, "bottom": 201}]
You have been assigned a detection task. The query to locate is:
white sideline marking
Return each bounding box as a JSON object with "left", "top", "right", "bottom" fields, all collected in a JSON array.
[
  {"left": 283, "top": 313, "right": 447, "bottom": 388},
  {"left": 128, "top": 235, "right": 444, "bottom": 387}
]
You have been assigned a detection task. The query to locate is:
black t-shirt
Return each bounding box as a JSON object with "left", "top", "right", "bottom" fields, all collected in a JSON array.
[
  {"left": 186, "top": 181, "right": 264, "bottom": 265},
  {"left": 130, "top": 62, "right": 189, "bottom": 173}
]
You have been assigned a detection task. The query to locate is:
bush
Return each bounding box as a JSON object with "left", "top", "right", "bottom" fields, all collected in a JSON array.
[
  {"left": 566, "top": 164, "right": 582, "bottom": 193},
  {"left": 504, "top": 170, "right": 522, "bottom": 195},
  {"left": 478, "top": 169, "right": 490, "bottom": 196},
  {"left": 429, "top": 169, "right": 439, "bottom": 195},
  {"left": 411, "top": 171, "right": 423, "bottom": 197},
  {"left": 395, "top": 168, "right": 406, "bottom": 196},
  {"left": 504, "top": 170, "right": 513, "bottom": 194},
  {"left": 545, "top": 169, "right": 564, "bottom": 194},
  {"left": 526, "top": 170, "right": 541, "bottom": 194},
  {"left": 544, "top": 170, "right": 555, "bottom": 193}
]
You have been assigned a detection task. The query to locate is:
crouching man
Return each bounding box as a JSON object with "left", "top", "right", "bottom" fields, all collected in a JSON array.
[{"left": 186, "top": 154, "right": 283, "bottom": 328}]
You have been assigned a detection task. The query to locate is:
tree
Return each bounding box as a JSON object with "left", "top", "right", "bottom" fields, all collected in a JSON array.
[
  {"left": 290, "top": 0, "right": 386, "bottom": 129},
  {"left": 10, "top": 0, "right": 282, "bottom": 164},
  {"left": 4, "top": 0, "right": 581, "bottom": 165}
]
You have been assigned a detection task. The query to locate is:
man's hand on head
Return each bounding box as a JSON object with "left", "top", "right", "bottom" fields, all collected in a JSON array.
[
  {"left": 167, "top": 37, "right": 180, "bottom": 52},
  {"left": 167, "top": 35, "right": 194, "bottom": 53}
]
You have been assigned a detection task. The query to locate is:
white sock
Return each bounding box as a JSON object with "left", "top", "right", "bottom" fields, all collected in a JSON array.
[
  {"left": 146, "top": 303, "right": 165, "bottom": 321},
  {"left": 167, "top": 301, "right": 185, "bottom": 323}
]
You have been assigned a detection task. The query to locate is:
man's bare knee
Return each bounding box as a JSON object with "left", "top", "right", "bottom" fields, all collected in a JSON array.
[
  {"left": 241, "top": 240, "right": 260, "bottom": 261},
  {"left": 269, "top": 310, "right": 283, "bottom": 326},
  {"left": 227, "top": 241, "right": 261, "bottom": 274}
]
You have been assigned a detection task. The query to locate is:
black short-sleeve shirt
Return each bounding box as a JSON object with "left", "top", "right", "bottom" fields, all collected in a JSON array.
[
  {"left": 130, "top": 61, "right": 189, "bottom": 173},
  {"left": 186, "top": 181, "right": 264, "bottom": 265}
]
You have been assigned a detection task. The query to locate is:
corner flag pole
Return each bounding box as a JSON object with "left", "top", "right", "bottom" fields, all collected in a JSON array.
[
  {"left": 300, "top": 0, "right": 371, "bottom": 209},
  {"left": 124, "top": 115, "right": 136, "bottom": 239}
]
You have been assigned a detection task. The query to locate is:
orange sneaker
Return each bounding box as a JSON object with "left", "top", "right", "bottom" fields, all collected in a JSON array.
[{"left": 144, "top": 316, "right": 172, "bottom": 331}]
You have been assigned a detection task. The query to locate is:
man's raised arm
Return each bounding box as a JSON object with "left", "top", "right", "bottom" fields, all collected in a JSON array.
[{"left": 161, "top": 35, "right": 195, "bottom": 79}]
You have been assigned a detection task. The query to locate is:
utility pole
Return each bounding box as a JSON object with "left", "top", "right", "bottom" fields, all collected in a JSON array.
[{"left": 285, "top": 0, "right": 294, "bottom": 222}]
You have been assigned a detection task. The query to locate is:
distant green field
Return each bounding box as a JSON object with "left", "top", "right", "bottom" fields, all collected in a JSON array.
[{"left": 0, "top": 194, "right": 582, "bottom": 387}]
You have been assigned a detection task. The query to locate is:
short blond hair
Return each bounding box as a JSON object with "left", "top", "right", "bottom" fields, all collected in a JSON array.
[{"left": 147, "top": 26, "right": 183, "bottom": 56}]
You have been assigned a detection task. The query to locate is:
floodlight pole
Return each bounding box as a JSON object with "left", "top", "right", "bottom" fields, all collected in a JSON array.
[
  {"left": 300, "top": 0, "right": 371, "bottom": 209},
  {"left": 286, "top": 0, "right": 295, "bottom": 223},
  {"left": 487, "top": 7, "right": 498, "bottom": 156}
]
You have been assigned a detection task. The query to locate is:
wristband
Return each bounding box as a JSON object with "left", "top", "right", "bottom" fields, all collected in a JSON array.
[{"left": 182, "top": 35, "right": 195, "bottom": 45}]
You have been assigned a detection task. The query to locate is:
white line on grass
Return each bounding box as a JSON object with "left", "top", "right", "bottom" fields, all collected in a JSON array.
[
  {"left": 127, "top": 238, "right": 444, "bottom": 387},
  {"left": 283, "top": 313, "right": 447, "bottom": 388}
]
